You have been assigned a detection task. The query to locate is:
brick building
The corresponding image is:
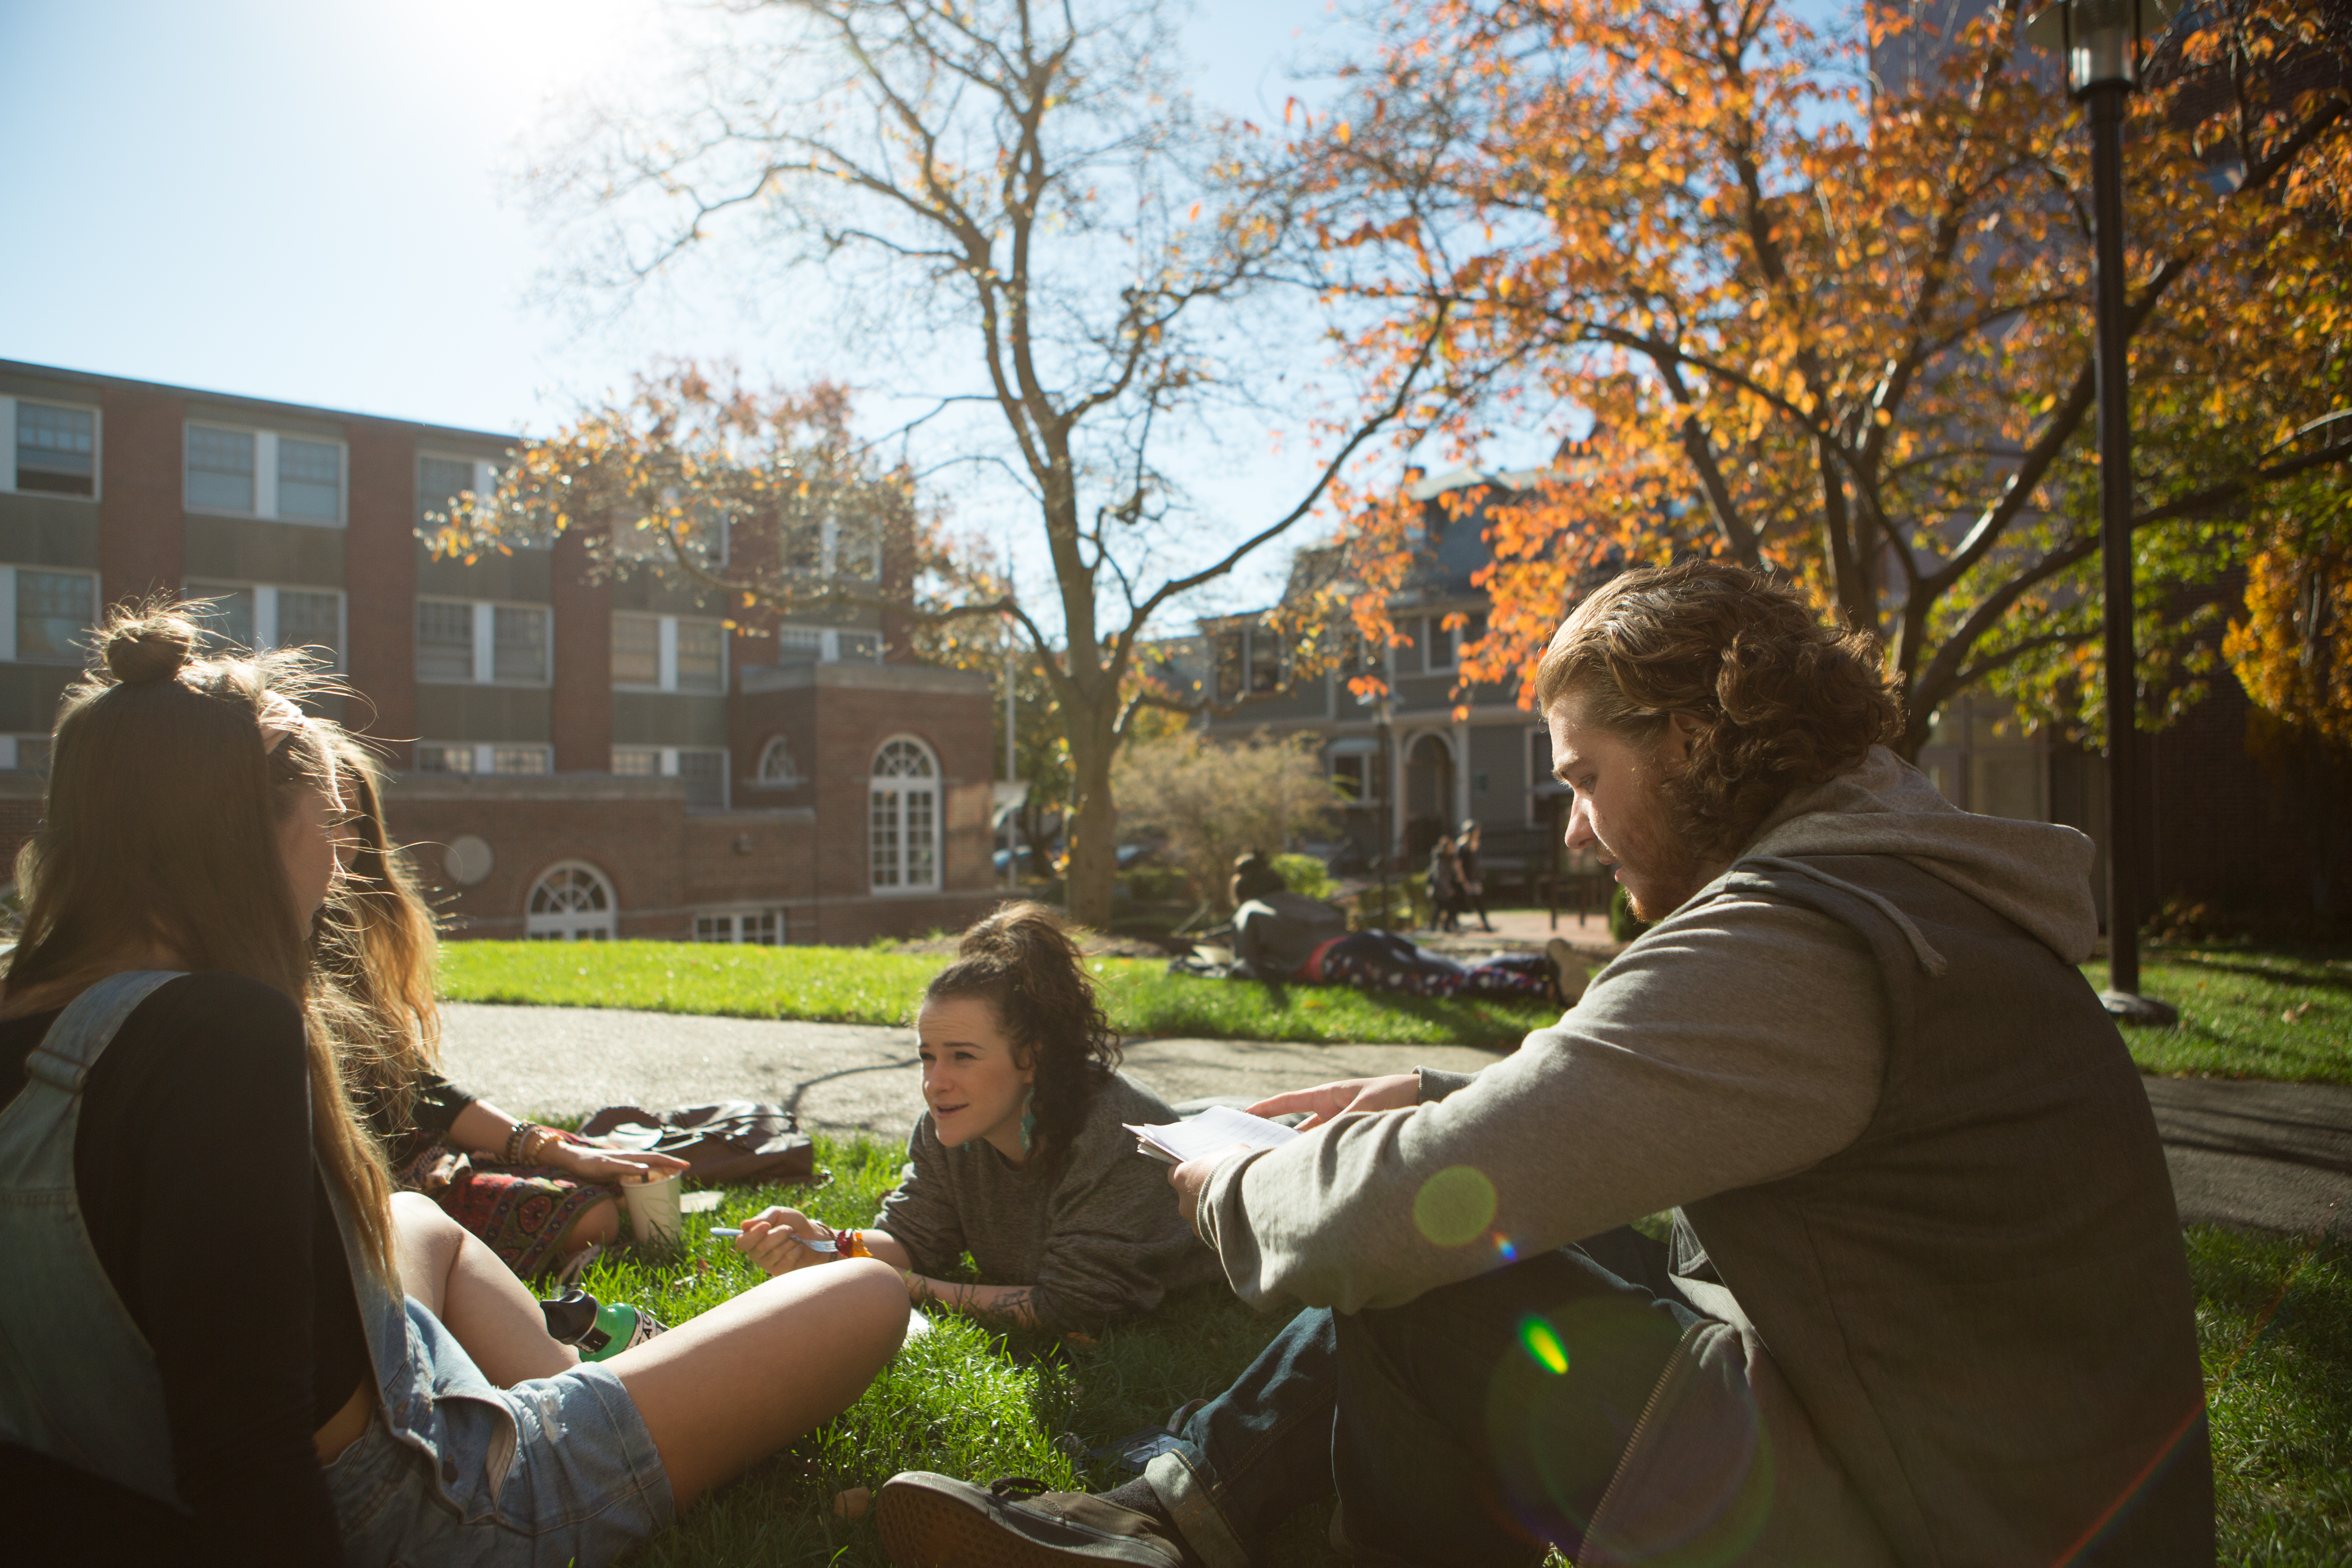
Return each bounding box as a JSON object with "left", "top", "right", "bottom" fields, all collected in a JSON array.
[{"left": 0, "top": 358, "right": 1001, "bottom": 943}]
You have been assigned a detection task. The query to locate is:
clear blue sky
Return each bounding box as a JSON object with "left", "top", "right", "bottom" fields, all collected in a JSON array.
[{"left": 0, "top": 0, "right": 1474, "bottom": 616}]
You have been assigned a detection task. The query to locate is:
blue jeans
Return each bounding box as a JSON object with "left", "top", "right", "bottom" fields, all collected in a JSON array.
[{"left": 1143, "top": 1228, "right": 1696, "bottom": 1568}]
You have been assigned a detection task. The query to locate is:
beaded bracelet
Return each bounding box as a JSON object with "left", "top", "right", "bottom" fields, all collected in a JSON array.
[{"left": 503, "top": 1121, "right": 542, "bottom": 1166}]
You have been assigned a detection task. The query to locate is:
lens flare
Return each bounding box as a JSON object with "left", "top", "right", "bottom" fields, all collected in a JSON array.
[
  {"left": 1519, "top": 1314, "right": 1570, "bottom": 1375},
  {"left": 1414, "top": 1165, "right": 1499, "bottom": 1247}
]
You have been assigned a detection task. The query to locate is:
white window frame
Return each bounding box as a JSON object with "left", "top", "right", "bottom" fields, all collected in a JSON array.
[
  {"left": 1422, "top": 615, "right": 1458, "bottom": 674},
  {"left": 0, "top": 396, "right": 102, "bottom": 501},
  {"left": 183, "top": 578, "right": 347, "bottom": 669},
  {"left": 769, "top": 622, "right": 881, "bottom": 667},
  {"left": 415, "top": 597, "right": 552, "bottom": 687},
  {"left": 754, "top": 735, "right": 802, "bottom": 787},
  {"left": 610, "top": 745, "right": 731, "bottom": 810},
  {"left": 415, "top": 742, "right": 552, "bottom": 775},
  {"left": 0, "top": 564, "right": 99, "bottom": 665},
  {"left": 415, "top": 452, "right": 503, "bottom": 521},
  {"left": 524, "top": 860, "right": 619, "bottom": 940},
  {"left": 611, "top": 612, "right": 728, "bottom": 694},
  {"left": 693, "top": 906, "right": 786, "bottom": 944},
  {"left": 869, "top": 733, "right": 942, "bottom": 894},
  {"left": 183, "top": 421, "right": 346, "bottom": 526}
]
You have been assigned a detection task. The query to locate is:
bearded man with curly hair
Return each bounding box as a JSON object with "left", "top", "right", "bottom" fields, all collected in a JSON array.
[{"left": 876, "top": 562, "right": 2211, "bottom": 1568}]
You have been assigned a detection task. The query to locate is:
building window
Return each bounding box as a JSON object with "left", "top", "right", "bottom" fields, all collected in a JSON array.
[
  {"left": 1528, "top": 725, "right": 1554, "bottom": 824},
  {"left": 183, "top": 424, "right": 349, "bottom": 525},
  {"left": 418, "top": 599, "right": 550, "bottom": 685},
  {"left": 186, "top": 426, "right": 256, "bottom": 513},
  {"left": 695, "top": 909, "right": 783, "bottom": 944},
  {"left": 870, "top": 735, "right": 941, "bottom": 893},
  {"left": 276, "top": 438, "right": 342, "bottom": 523},
  {"left": 1423, "top": 616, "right": 1456, "bottom": 673},
  {"left": 418, "top": 743, "right": 551, "bottom": 775},
  {"left": 526, "top": 861, "right": 617, "bottom": 940},
  {"left": 1249, "top": 630, "right": 1285, "bottom": 694},
  {"left": 610, "top": 745, "right": 729, "bottom": 809},
  {"left": 492, "top": 604, "right": 549, "bottom": 683},
  {"left": 0, "top": 567, "right": 97, "bottom": 665},
  {"left": 612, "top": 614, "right": 660, "bottom": 686},
  {"left": 755, "top": 735, "right": 801, "bottom": 787},
  {"left": 0, "top": 735, "right": 52, "bottom": 771},
  {"left": 185, "top": 579, "right": 344, "bottom": 668},
  {"left": 611, "top": 612, "right": 727, "bottom": 693},
  {"left": 11, "top": 401, "right": 97, "bottom": 497},
  {"left": 1329, "top": 745, "right": 1384, "bottom": 802},
  {"left": 675, "top": 619, "right": 725, "bottom": 693}
]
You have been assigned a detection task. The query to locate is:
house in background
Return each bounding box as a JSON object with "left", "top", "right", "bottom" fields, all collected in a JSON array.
[
  {"left": 1194, "top": 461, "right": 2333, "bottom": 928},
  {"left": 0, "top": 357, "right": 1000, "bottom": 943}
]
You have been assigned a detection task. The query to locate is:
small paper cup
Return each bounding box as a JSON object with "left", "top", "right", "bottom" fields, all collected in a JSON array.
[{"left": 621, "top": 1172, "right": 684, "bottom": 1251}]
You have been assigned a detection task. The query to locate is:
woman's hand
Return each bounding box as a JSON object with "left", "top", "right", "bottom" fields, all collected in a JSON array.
[
  {"left": 1245, "top": 1073, "right": 1420, "bottom": 1131},
  {"left": 546, "top": 1141, "right": 692, "bottom": 1186},
  {"left": 736, "top": 1206, "right": 835, "bottom": 1277}
]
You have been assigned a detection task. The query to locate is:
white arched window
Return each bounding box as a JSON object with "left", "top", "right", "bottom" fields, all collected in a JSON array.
[
  {"left": 526, "top": 861, "right": 618, "bottom": 940},
  {"left": 755, "top": 735, "right": 801, "bottom": 787},
  {"left": 869, "top": 735, "right": 940, "bottom": 893}
]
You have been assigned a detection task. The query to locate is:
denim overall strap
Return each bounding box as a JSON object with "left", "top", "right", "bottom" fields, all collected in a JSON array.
[{"left": 0, "top": 970, "right": 189, "bottom": 1508}]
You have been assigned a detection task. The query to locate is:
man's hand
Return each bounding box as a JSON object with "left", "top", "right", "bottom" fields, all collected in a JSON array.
[{"left": 1246, "top": 1073, "right": 1420, "bottom": 1131}]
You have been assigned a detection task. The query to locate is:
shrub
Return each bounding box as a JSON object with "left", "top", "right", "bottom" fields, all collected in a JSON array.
[
  {"left": 1112, "top": 730, "right": 1343, "bottom": 912},
  {"left": 1609, "top": 883, "right": 1653, "bottom": 942},
  {"left": 1273, "top": 853, "right": 1336, "bottom": 900}
]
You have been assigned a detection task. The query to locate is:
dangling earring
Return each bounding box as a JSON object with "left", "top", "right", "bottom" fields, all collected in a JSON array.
[{"left": 1018, "top": 1087, "right": 1037, "bottom": 1156}]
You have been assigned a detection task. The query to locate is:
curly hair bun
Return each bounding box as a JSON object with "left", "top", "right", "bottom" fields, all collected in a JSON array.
[
  {"left": 958, "top": 900, "right": 1086, "bottom": 969},
  {"left": 104, "top": 613, "right": 199, "bottom": 686}
]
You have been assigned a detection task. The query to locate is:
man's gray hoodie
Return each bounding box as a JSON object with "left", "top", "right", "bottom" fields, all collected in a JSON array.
[{"left": 1193, "top": 748, "right": 2148, "bottom": 1565}]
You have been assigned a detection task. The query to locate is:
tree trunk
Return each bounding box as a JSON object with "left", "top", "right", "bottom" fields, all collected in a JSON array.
[{"left": 1062, "top": 715, "right": 1120, "bottom": 929}]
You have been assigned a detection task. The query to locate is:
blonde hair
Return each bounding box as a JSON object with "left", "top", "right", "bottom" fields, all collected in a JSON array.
[
  {"left": 7, "top": 601, "right": 396, "bottom": 1275},
  {"left": 314, "top": 734, "right": 442, "bottom": 1148}
]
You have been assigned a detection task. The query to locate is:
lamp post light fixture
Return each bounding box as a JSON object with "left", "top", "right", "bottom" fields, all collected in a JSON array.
[{"left": 2025, "top": 0, "right": 2178, "bottom": 1025}]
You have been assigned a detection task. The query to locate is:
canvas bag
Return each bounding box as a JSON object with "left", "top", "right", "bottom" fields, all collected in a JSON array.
[{"left": 577, "top": 1101, "right": 816, "bottom": 1185}]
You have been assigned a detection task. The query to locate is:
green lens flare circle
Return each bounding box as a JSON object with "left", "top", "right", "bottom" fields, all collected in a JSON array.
[
  {"left": 1413, "top": 1165, "right": 1498, "bottom": 1247},
  {"left": 1519, "top": 1315, "right": 1570, "bottom": 1375}
]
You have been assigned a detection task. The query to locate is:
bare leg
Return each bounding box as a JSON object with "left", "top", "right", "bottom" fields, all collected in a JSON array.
[
  {"left": 553, "top": 1195, "right": 621, "bottom": 1265},
  {"left": 612, "top": 1257, "right": 908, "bottom": 1510},
  {"left": 391, "top": 1190, "right": 579, "bottom": 1385}
]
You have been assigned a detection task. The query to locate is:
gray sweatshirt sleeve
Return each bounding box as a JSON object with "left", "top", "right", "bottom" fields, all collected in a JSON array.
[
  {"left": 1196, "top": 892, "right": 1887, "bottom": 1313},
  {"left": 874, "top": 1119, "right": 968, "bottom": 1279}
]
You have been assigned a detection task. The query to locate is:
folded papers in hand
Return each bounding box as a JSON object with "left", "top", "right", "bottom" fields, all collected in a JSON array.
[{"left": 1125, "top": 1104, "right": 1300, "bottom": 1165}]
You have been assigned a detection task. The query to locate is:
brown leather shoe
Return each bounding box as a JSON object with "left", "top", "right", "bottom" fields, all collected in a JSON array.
[{"left": 877, "top": 1472, "right": 1189, "bottom": 1567}]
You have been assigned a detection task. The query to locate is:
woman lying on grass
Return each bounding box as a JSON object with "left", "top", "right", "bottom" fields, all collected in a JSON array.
[
  {"left": 0, "top": 605, "right": 906, "bottom": 1567},
  {"left": 738, "top": 902, "right": 1221, "bottom": 1332},
  {"left": 323, "top": 733, "right": 688, "bottom": 1283}
]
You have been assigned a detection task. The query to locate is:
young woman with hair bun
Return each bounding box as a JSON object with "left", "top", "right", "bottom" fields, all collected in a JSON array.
[
  {"left": 0, "top": 603, "right": 909, "bottom": 1566},
  {"left": 738, "top": 902, "right": 1221, "bottom": 1332}
]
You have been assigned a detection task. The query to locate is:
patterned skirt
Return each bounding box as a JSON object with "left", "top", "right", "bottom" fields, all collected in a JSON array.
[{"left": 394, "top": 1134, "right": 620, "bottom": 1279}]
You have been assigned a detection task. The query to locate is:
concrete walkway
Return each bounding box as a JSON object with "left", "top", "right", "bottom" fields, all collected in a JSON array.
[{"left": 441, "top": 1002, "right": 2350, "bottom": 1238}]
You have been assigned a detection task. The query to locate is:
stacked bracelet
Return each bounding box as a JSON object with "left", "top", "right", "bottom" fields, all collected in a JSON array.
[{"left": 503, "top": 1121, "right": 542, "bottom": 1165}]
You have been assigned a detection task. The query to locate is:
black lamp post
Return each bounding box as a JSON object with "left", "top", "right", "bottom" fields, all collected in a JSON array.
[{"left": 2025, "top": 0, "right": 2178, "bottom": 1025}]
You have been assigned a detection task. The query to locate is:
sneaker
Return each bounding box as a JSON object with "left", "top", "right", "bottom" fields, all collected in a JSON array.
[
  {"left": 876, "top": 1472, "right": 1189, "bottom": 1567},
  {"left": 1546, "top": 938, "right": 1589, "bottom": 1004}
]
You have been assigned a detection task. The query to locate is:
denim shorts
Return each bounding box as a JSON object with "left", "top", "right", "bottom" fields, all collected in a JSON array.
[{"left": 324, "top": 1357, "right": 675, "bottom": 1568}]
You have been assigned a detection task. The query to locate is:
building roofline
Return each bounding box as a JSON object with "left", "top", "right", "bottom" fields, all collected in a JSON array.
[{"left": 0, "top": 358, "right": 516, "bottom": 448}]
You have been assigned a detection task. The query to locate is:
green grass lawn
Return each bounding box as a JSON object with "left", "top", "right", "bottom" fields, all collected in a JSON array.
[
  {"left": 443, "top": 938, "right": 2352, "bottom": 1080},
  {"left": 2087, "top": 946, "right": 2352, "bottom": 1083},
  {"left": 584, "top": 1132, "right": 2352, "bottom": 1568},
  {"left": 439, "top": 940, "right": 1559, "bottom": 1051}
]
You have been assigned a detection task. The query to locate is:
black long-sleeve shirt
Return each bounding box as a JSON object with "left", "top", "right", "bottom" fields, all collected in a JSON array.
[{"left": 0, "top": 972, "right": 366, "bottom": 1566}]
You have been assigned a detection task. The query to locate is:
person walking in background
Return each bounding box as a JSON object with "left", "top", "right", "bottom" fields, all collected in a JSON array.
[
  {"left": 1424, "top": 833, "right": 1463, "bottom": 931},
  {"left": 1454, "top": 820, "right": 1495, "bottom": 932}
]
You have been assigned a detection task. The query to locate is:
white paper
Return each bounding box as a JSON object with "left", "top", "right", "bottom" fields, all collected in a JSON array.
[{"left": 1124, "top": 1104, "right": 1301, "bottom": 1165}]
